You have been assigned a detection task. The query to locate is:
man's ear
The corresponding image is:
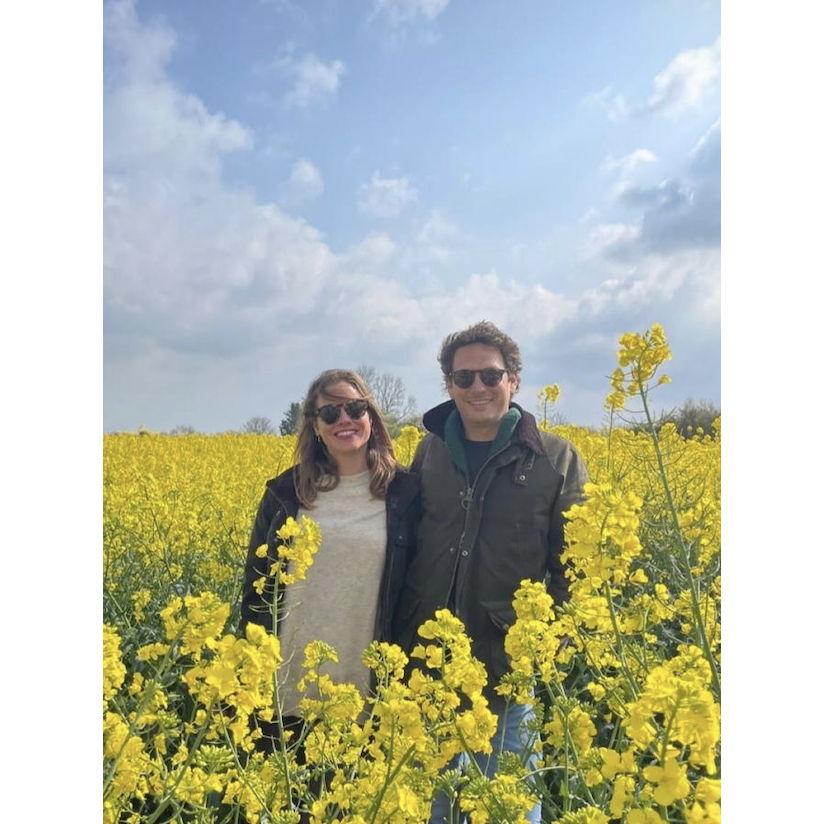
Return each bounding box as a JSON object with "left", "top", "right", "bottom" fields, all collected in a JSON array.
[{"left": 510, "top": 372, "right": 521, "bottom": 396}]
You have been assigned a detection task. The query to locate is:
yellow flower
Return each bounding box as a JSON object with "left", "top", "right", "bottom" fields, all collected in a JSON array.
[
  {"left": 103, "top": 624, "right": 126, "bottom": 703},
  {"left": 626, "top": 809, "right": 665, "bottom": 824},
  {"left": 131, "top": 589, "right": 151, "bottom": 622},
  {"left": 273, "top": 515, "right": 322, "bottom": 585},
  {"left": 642, "top": 758, "right": 690, "bottom": 805}
]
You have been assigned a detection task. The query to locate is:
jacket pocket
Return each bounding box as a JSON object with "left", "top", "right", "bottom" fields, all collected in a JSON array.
[
  {"left": 480, "top": 599, "right": 517, "bottom": 633},
  {"left": 479, "top": 599, "right": 517, "bottom": 682}
]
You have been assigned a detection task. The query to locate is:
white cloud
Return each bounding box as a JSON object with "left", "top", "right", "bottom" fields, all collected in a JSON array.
[
  {"left": 644, "top": 38, "right": 720, "bottom": 116},
  {"left": 602, "top": 149, "right": 658, "bottom": 177},
  {"left": 104, "top": 0, "right": 175, "bottom": 85},
  {"left": 280, "top": 158, "right": 324, "bottom": 205},
  {"left": 283, "top": 53, "right": 345, "bottom": 108},
  {"left": 372, "top": 0, "right": 450, "bottom": 26},
  {"left": 580, "top": 250, "right": 720, "bottom": 318},
  {"left": 325, "top": 271, "right": 577, "bottom": 350},
  {"left": 338, "top": 232, "right": 398, "bottom": 271},
  {"left": 357, "top": 172, "right": 419, "bottom": 218},
  {"left": 105, "top": 0, "right": 336, "bottom": 358},
  {"left": 585, "top": 39, "right": 720, "bottom": 121},
  {"left": 689, "top": 118, "right": 721, "bottom": 174},
  {"left": 412, "top": 210, "right": 459, "bottom": 264},
  {"left": 582, "top": 85, "right": 630, "bottom": 122},
  {"left": 585, "top": 222, "right": 641, "bottom": 257}
]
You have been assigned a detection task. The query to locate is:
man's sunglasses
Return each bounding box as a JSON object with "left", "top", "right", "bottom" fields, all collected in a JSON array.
[
  {"left": 449, "top": 368, "right": 507, "bottom": 389},
  {"left": 311, "top": 399, "right": 370, "bottom": 424}
]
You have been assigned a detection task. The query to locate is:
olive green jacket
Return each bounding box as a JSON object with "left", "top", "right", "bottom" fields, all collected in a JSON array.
[{"left": 393, "top": 401, "right": 588, "bottom": 695}]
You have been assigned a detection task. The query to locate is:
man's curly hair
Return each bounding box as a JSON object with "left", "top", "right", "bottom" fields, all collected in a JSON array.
[{"left": 437, "top": 320, "right": 522, "bottom": 391}]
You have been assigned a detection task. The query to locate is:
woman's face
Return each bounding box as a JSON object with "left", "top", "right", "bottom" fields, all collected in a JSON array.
[{"left": 313, "top": 380, "right": 373, "bottom": 465}]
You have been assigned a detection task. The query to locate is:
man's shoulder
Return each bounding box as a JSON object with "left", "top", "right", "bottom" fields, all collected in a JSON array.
[
  {"left": 388, "top": 466, "right": 420, "bottom": 497},
  {"left": 537, "top": 428, "right": 576, "bottom": 454},
  {"left": 536, "top": 430, "right": 585, "bottom": 473},
  {"left": 410, "top": 431, "right": 448, "bottom": 473}
]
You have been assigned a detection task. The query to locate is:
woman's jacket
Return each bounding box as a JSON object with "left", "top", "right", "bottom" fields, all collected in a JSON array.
[{"left": 239, "top": 465, "right": 420, "bottom": 646}]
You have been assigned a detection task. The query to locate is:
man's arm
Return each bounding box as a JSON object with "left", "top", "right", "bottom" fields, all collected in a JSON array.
[{"left": 546, "top": 442, "right": 588, "bottom": 607}]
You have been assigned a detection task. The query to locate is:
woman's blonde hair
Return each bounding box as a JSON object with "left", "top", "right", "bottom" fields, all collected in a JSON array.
[{"left": 294, "top": 369, "right": 397, "bottom": 507}]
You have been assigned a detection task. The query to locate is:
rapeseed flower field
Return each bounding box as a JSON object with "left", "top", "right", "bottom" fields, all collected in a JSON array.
[{"left": 103, "top": 325, "right": 720, "bottom": 823}]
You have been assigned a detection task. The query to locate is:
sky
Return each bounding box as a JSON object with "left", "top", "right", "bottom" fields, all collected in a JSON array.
[{"left": 103, "top": 0, "right": 720, "bottom": 432}]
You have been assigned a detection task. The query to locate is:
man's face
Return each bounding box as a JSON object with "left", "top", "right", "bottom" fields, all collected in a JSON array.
[{"left": 448, "top": 343, "right": 519, "bottom": 440}]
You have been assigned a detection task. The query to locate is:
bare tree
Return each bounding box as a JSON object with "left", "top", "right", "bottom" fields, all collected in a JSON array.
[
  {"left": 169, "top": 424, "right": 196, "bottom": 435},
  {"left": 356, "top": 365, "right": 417, "bottom": 421},
  {"left": 356, "top": 365, "right": 418, "bottom": 436},
  {"left": 356, "top": 364, "right": 378, "bottom": 390},
  {"left": 242, "top": 416, "right": 275, "bottom": 435}
]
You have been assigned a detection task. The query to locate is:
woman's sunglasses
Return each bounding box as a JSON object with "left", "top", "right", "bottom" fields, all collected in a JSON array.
[
  {"left": 449, "top": 368, "right": 507, "bottom": 389},
  {"left": 311, "top": 399, "right": 370, "bottom": 424}
]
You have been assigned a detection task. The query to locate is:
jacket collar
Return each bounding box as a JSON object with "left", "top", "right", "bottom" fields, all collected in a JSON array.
[
  {"left": 444, "top": 407, "right": 521, "bottom": 476},
  {"left": 423, "top": 399, "right": 546, "bottom": 457},
  {"left": 265, "top": 464, "right": 418, "bottom": 508}
]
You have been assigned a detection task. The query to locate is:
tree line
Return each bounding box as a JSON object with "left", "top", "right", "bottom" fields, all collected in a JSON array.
[
  {"left": 168, "top": 372, "right": 719, "bottom": 442},
  {"left": 167, "top": 366, "right": 420, "bottom": 439}
]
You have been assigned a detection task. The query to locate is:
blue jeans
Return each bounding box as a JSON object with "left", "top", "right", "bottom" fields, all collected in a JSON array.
[{"left": 429, "top": 702, "right": 542, "bottom": 824}]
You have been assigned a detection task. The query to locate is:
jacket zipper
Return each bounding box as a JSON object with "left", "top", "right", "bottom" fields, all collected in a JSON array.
[{"left": 449, "top": 445, "right": 514, "bottom": 611}]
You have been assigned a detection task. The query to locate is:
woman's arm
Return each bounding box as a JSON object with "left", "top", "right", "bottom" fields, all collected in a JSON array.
[{"left": 239, "top": 488, "right": 279, "bottom": 635}]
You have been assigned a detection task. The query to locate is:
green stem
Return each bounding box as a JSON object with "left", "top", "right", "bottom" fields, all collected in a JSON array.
[
  {"left": 603, "top": 584, "right": 640, "bottom": 700},
  {"left": 144, "top": 699, "right": 216, "bottom": 824},
  {"left": 366, "top": 732, "right": 416, "bottom": 824},
  {"left": 218, "top": 711, "right": 273, "bottom": 818}
]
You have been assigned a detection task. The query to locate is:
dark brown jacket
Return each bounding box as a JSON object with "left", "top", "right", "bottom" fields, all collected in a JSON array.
[{"left": 393, "top": 401, "right": 587, "bottom": 695}]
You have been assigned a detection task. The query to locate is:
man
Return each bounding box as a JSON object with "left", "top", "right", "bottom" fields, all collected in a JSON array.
[{"left": 394, "top": 320, "right": 588, "bottom": 824}]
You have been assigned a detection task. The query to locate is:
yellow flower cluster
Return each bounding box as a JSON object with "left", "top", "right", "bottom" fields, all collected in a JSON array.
[
  {"left": 393, "top": 425, "right": 425, "bottom": 467},
  {"left": 160, "top": 591, "right": 232, "bottom": 660},
  {"left": 184, "top": 622, "right": 282, "bottom": 751},
  {"left": 103, "top": 623, "right": 127, "bottom": 703},
  {"left": 410, "top": 610, "right": 498, "bottom": 762},
  {"left": 272, "top": 515, "right": 323, "bottom": 586},
  {"left": 563, "top": 481, "right": 644, "bottom": 590},
  {"left": 606, "top": 322, "right": 672, "bottom": 410}
]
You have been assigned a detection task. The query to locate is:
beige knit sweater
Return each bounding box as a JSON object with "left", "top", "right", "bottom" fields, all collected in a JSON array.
[{"left": 277, "top": 471, "right": 387, "bottom": 716}]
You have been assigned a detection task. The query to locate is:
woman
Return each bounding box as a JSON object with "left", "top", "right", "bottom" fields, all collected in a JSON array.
[{"left": 240, "top": 369, "right": 419, "bottom": 751}]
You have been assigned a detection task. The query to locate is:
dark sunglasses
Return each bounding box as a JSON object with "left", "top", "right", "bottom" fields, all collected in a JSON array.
[
  {"left": 449, "top": 368, "right": 507, "bottom": 389},
  {"left": 311, "top": 399, "right": 370, "bottom": 424}
]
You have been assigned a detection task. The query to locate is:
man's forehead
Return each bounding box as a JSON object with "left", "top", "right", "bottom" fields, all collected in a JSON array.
[{"left": 452, "top": 343, "right": 506, "bottom": 367}]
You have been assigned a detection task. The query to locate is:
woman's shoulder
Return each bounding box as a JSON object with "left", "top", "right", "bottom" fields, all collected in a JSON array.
[{"left": 263, "top": 465, "right": 300, "bottom": 502}]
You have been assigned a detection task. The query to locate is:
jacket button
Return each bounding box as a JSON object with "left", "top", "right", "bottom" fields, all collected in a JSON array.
[
  {"left": 461, "top": 550, "right": 468, "bottom": 557},
  {"left": 449, "top": 547, "right": 456, "bottom": 553},
  {"left": 519, "top": 474, "right": 526, "bottom": 481}
]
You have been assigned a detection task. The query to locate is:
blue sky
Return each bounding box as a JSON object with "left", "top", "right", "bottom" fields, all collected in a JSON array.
[{"left": 104, "top": 0, "right": 720, "bottom": 431}]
